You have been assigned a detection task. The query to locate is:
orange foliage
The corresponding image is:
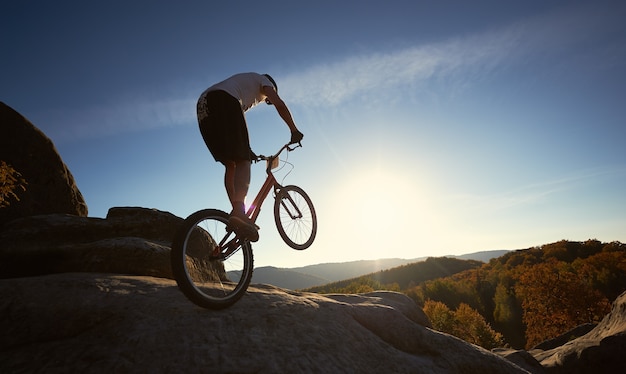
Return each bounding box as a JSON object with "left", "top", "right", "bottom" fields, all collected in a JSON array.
[
  {"left": 423, "top": 300, "right": 504, "bottom": 349},
  {"left": 514, "top": 258, "right": 611, "bottom": 348},
  {"left": 0, "top": 161, "right": 27, "bottom": 207}
]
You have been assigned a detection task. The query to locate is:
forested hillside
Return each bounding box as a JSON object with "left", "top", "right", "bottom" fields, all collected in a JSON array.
[
  {"left": 308, "top": 239, "right": 626, "bottom": 350},
  {"left": 305, "top": 257, "right": 483, "bottom": 293}
]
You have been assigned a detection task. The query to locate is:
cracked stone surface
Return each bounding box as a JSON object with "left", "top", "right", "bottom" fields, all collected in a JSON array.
[{"left": 0, "top": 273, "right": 529, "bottom": 373}]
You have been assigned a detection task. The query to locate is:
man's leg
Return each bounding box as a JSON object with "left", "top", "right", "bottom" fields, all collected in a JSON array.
[
  {"left": 224, "top": 159, "right": 251, "bottom": 215},
  {"left": 224, "top": 159, "right": 258, "bottom": 241},
  {"left": 223, "top": 160, "right": 237, "bottom": 208}
]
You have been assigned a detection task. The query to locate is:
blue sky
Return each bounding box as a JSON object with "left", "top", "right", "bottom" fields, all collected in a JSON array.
[{"left": 3, "top": 1, "right": 625, "bottom": 268}]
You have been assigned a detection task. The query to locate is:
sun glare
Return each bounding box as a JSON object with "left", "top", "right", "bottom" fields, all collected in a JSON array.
[{"left": 333, "top": 169, "right": 426, "bottom": 257}]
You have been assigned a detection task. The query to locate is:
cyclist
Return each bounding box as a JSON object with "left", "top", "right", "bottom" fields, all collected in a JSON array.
[{"left": 196, "top": 72, "right": 303, "bottom": 242}]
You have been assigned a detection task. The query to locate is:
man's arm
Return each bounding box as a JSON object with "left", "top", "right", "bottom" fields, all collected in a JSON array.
[{"left": 263, "top": 86, "right": 299, "bottom": 133}]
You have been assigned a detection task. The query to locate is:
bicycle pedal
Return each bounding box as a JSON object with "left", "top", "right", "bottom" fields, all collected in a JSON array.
[
  {"left": 227, "top": 216, "right": 260, "bottom": 241},
  {"left": 237, "top": 226, "right": 259, "bottom": 242}
]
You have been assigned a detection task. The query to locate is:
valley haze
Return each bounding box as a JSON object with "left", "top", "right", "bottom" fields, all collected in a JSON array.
[{"left": 250, "top": 250, "right": 510, "bottom": 290}]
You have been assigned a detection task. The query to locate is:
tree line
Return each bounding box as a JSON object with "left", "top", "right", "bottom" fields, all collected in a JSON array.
[{"left": 306, "top": 240, "right": 626, "bottom": 349}]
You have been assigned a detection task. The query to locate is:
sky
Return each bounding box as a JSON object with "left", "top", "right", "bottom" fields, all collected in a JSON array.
[{"left": 2, "top": 1, "right": 625, "bottom": 268}]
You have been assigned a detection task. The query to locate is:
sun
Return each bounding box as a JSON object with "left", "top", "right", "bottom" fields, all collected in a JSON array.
[
  {"left": 312, "top": 162, "right": 445, "bottom": 264},
  {"left": 353, "top": 182, "right": 397, "bottom": 233},
  {"left": 335, "top": 169, "right": 420, "bottom": 253}
]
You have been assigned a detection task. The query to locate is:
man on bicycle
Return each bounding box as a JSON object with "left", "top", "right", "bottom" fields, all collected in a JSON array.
[{"left": 196, "top": 72, "right": 303, "bottom": 242}]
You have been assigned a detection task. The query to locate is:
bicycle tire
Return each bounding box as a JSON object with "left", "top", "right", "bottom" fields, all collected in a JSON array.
[
  {"left": 171, "top": 209, "right": 253, "bottom": 309},
  {"left": 274, "top": 185, "right": 317, "bottom": 250}
]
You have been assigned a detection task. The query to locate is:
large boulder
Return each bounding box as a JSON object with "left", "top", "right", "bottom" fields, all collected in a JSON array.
[
  {"left": 532, "top": 291, "right": 626, "bottom": 373},
  {"left": 0, "top": 272, "right": 531, "bottom": 373},
  {"left": 532, "top": 323, "right": 597, "bottom": 351},
  {"left": 0, "top": 102, "right": 87, "bottom": 228},
  {"left": 0, "top": 207, "right": 184, "bottom": 279}
]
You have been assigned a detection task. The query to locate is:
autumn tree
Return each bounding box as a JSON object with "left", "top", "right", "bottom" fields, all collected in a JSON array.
[
  {"left": 423, "top": 300, "right": 504, "bottom": 349},
  {"left": 0, "top": 161, "right": 27, "bottom": 208},
  {"left": 575, "top": 249, "right": 626, "bottom": 300},
  {"left": 423, "top": 300, "right": 456, "bottom": 333},
  {"left": 515, "top": 259, "right": 611, "bottom": 348}
]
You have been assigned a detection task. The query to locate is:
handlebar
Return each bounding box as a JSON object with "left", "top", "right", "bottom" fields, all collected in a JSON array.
[
  {"left": 256, "top": 141, "right": 301, "bottom": 162},
  {"left": 255, "top": 141, "right": 301, "bottom": 174}
]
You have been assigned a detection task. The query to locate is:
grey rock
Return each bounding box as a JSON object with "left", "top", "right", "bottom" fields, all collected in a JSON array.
[
  {"left": 0, "top": 102, "right": 87, "bottom": 228},
  {"left": 0, "top": 273, "right": 530, "bottom": 374},
  {"left": 493, "top": 348, "right": 546, "bottom": 373},
  {"left": 0, "top": 207, "right": 185, "bottom": 279},
  {"left": 532, "top": 323, "right": 597, "bottom": 351}
]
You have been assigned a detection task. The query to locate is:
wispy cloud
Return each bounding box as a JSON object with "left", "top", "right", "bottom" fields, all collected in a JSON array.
[
  {"left": 47, "top": 3, "right": 620, "bottom": 143},
  {"left": 45, "top": 96, "right": 196, "bottom": 143},
  {"left": 281, "top": 29, "right": 519, "bottom": 107},
  {"left": 282, "top": 4, "right": 620, "bottom": 107}
]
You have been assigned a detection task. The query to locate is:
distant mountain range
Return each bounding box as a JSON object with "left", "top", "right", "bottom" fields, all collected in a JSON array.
[{"left": 248, "top": 250, "right": 511, "bottom": 290}]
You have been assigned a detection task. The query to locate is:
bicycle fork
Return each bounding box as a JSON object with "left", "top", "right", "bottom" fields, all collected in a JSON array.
[{"left": 278, "top": 190, "right": 304, "bottom": 219}]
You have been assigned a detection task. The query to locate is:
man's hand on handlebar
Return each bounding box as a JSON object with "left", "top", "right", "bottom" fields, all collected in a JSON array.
[
  {"left": 250, "top": 149, "right": 261, "bottom": 163},
  {"left": 290, "top": 130, "right": 304, "bottom": 145}
]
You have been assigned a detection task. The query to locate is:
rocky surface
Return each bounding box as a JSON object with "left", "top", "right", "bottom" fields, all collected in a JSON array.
[
  {"left": 1, "top": 208, "right": 626, "bottom": 373},
  {"left": 532, "top": 323, "right": 597, "bottom": 351},
  {"left": 0, "top": 207, "right": 185, "bottom": 279},
  {"left": 0, "top": 102, "right": 87, "bottom": 228},
  {"left": 0, "top": 272, "right": 530, "bottom": 373}
]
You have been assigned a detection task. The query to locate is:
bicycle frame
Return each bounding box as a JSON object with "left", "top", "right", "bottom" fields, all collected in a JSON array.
[
  {"left": 212, "top": 142, "right": 302, "bottom": 259},
  {"left": 246, "top": 142, "right": 300, "bottom": 224}
]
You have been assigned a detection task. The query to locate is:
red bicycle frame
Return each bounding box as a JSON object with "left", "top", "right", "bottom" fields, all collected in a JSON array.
[
  {"left": 246, "top": 142, "right": 299, "bottom": 224},
  {"left": 213, "top": 142, "right": 301, "bottom": 259},
  {"left": 246, "top": 166, "right": 279, "bottom": 224}
]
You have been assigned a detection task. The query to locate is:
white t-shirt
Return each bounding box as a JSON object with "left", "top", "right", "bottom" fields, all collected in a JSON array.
[{"left": 207, "top": 72, "right": 275, "bottom": 112}]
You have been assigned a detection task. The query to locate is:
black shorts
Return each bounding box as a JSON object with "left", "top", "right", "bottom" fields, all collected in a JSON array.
[{"left": 197, "top": 90, "right": 253, "bottom": 163}]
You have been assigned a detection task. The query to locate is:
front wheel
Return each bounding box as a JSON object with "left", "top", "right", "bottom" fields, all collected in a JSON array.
[
  {"left": 171, "top": 209, "right": 253, "bottom": 309},
  {"left": 274, "top": 185, "right": 317, "bottom": 250}
]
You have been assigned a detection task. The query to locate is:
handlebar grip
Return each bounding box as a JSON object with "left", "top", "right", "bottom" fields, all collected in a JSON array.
[{"left": 287, "top": 141, "right": 302, "bottom": 150}]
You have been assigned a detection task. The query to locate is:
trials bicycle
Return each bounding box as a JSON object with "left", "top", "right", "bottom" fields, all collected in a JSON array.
[{"left": 171, "top": 141, "right": 317, "bottom": 309}]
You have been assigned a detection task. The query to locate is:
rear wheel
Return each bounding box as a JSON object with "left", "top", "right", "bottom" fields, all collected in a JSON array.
[
  {"left": 274, "top": 185, "right": 317, "bottom": 250},
  {"left": 171, "top": 209, "right": 253, "bottom": 309}
]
